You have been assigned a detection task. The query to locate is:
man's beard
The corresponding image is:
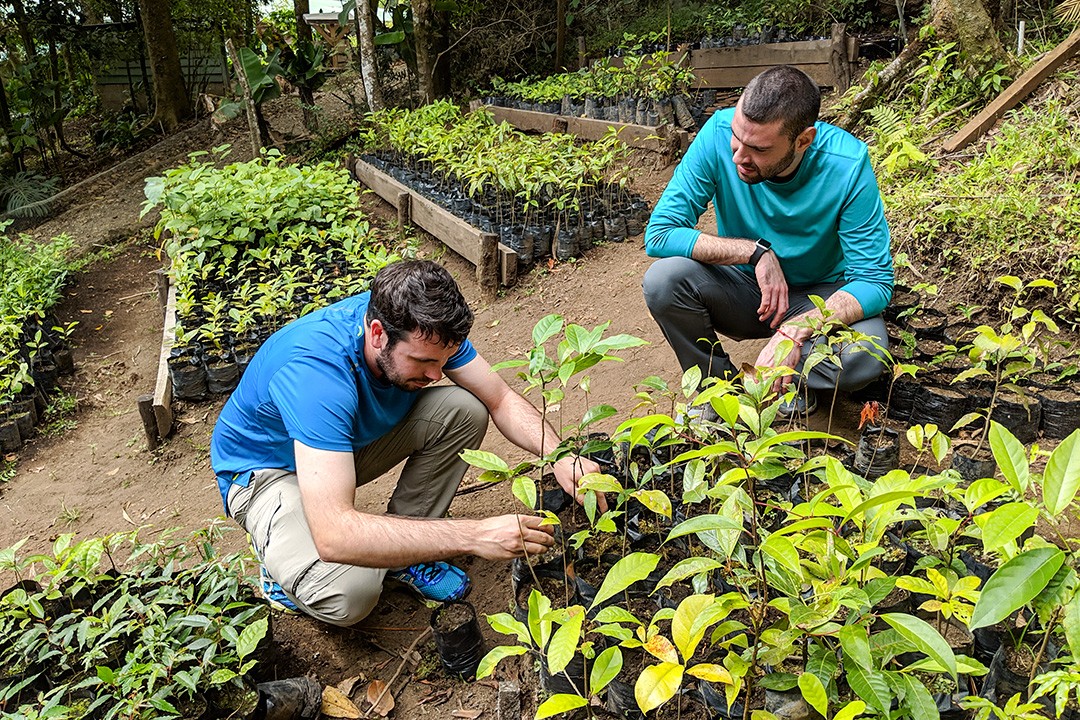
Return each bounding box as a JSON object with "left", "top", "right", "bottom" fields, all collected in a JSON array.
[
  {"left": 375, "top": 344, "right": 430, "bottom": 391},
  {"left": 738, "top": 142, "right": 797, "bottom": 184}
]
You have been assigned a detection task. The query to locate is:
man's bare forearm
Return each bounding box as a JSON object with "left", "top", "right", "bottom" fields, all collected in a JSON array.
[
  {"left": 690, "top": 233, "right": 761, "bottom": 265},
  {"left": 313, "top": 511, "right": 477, "bottom": 567},
  {"left": 780, "top": 289, "right": 864, "bottom": 342}
]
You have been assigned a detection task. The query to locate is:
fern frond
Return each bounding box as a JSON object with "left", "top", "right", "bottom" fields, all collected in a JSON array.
[
  {"left": 866, "top": 105, "right": 908, "bottom": 143},
  {"left": 0, "top": 172, "right": 58, "bottom": 218}
]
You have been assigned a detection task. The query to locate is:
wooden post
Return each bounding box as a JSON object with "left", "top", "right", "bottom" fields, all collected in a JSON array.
[
  {"left": 476, "top": 232, "right": 498, "bottom": 297},
  {"left": 577, "top": 36, "right": 586, "bottom": 69},
  {"left": 153, "top": 269, "right": 168, "bottom": 312},
  {"left": 225, "top": 38, "right": 261, "bottom": 157},
  {"left": 829, "top": 23, "right": 850, "bottom": 93},
  {"left": 943, "top": 27, "right": 1080, "bottom": 153},
  {"left": 396, "top": 191, "right": 411, "bottom": 243},
  {"left": 497, "top": 682, "right": 520, "bottom": 720},
  {"left": 137, "top": 394, "right": 159, "bottom": 450}
]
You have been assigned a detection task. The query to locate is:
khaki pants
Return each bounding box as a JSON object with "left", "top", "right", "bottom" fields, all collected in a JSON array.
[{"left": 226, "top": 386, "right": 488, "bottom": 627}]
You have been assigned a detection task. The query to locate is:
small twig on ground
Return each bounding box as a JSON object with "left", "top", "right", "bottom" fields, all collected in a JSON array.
[
  {"left": 117, "top": 290, "right": 156, "bottom": 302},
  {"left": 367, "top": 627, "right": 433, "bottom": 714}
]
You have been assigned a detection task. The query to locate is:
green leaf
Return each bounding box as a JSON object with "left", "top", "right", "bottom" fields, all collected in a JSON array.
[
  {"left": 839, "top": 625, "right": 872, "bottom": 667},
  {"left": 581, "top": 404, "right": 617, "bottom": 428},
  {"left": 665, "top": 514, "right": 744, "bottom": 544},
  {"left": 672, "top": 594, "right": 718, "bottom": 660},
  {"left": 512, "top": 476, "right": 537, "bottom": 511},
  {"left": 833, "top": 700, "right": 867, "bottom": 720},
  {"left": 210, "top": 668, "right": 238, "bottom": 684},
  {"left": 590, "top": 552, "right": 661, "bottom": 610},
  {"left": 461, "top": 449, "right": 511, "bottom": 473},
  {"left": 1064, "top": 593, "right": 1080, "bottom": 660},
  {"left": 476, "top": 645, "right": 528, "bottom": 680},
  {"left": 547, "top": 607, "right": 585, "bottom": 674},
  {"left": 374, "top": 29, "right": 406, "bottom": 44},
  {"left": 633, "top": 489, "right": 672, "bottom": 518},
  {"left": 533, "top": 314, "right": 564, "bottom": 346},
  {"left": 760, "top": 534, "right": 803, "bottom": 580},
  {"left": 635, "top": 662, "right": 683, "bottom": 714},
  {"left": 843, "top": 653, "right": 891, "bottom": 713},
  {"left": 841, "top": 491, "right": 919, "bottom": 527},
  {"left": 236, "top": 616, "right": 267, "bottom": 659},
  {"left": 488, "top": 613, "right": 531, "bottom": 644},
  {"left": 1043, "top": 430, "right": 1080, "bottom": 515},
  {"left": 535, "top": 693, "right": 588, "bottom": 718},
  {"left": 989, "top": 421, "right": 1029, "bottom": 493},
  {"left": 653, "top": 558, "right": 723, "bottom": 591},
  {"left": 973, "top": 502, "right": 1038, "bottom": 553},
  {"left": 96, "top": 666, "right": 115, "bottom": 684},
  {"left": 881, "top": 613, "right": 957, "bottom": 679},
  {"left": 798, "top": 672, "right": 828, "bottom": 717},
  {"left": 590, "top": 646, "right": 622, "bottom": 695},
  {"left": 969, "top": 547, "right": 1065, "bottom": 629},
  {"left": 898, "top": 674, "right": 939, "bottom": 720}
]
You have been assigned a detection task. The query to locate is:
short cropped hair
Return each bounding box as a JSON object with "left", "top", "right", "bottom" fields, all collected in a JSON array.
[
  {"left": 741, "top": 66, "right": 821, "bottom": 140},
  {"left": 367, "top": 260, "right": 474, "bottom": 348}
]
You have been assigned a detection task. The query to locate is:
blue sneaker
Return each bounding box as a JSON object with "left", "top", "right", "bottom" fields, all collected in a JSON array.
[
  {"left": 386, "top": 562, "right": 470, "bottom": 602},
  {"left": 259, "top": 563, "right": 300, "bottom": 614}
]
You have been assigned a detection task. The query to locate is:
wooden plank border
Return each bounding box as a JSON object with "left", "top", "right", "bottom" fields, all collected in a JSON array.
[
  {"left": 351, "top": 158, "right": 517, "bottom": 289},
  {"left": 479, "top": 105, "right": 686, "bottom": 154},
  {"left": 150, "top": 280, "right": 176, "bottom": 443}
]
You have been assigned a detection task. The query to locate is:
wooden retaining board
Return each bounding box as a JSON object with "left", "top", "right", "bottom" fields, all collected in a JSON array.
[
  {"left": 351, "top": 158, "right": 516, "bottom": 288},
  {"left": 151, "top": 281, "right": 177, "bottom": 442},
  {"left": 480, "top": 105, "right": 688, "bottom": 154}
]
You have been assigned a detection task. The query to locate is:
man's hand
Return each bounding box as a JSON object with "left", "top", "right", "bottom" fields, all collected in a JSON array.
[
  {"left": 471, "top": 514, "right": 555, "bottom": 560},
  {"left": 552, "top": 455, "right": 609, "bottom": 513},
  {"left": 754, "top": 330, "right": 803, "bottom": 394},
  {"left": 755, "top": 251, "right": 789, "bottom": 328}
]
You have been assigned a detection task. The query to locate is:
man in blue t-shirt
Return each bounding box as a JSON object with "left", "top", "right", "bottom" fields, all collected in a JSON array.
[
  {"left": 211, "top": 260, "right": 600, "bottom": 626},
  {"left": 642, "top": 65, "right": 894, "bottom": 417}
]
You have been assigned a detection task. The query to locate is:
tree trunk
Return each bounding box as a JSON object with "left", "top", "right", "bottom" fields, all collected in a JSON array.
[
  {"left": 834, "top": 0, "right": 1011, "bottom": 130},
  {"left": 294, "top": 0, "right": 312, "bottom": 45},
  {"left": 555, "top": 0, "right": 567, "bottom": 71},
  {"left": 434, "top": 8, "right": 450, "bottom": 97},
  {"left": 298, "top": 86, "right": 318, "bottom": 131},
  {"left": 412, "top": 0, "right": 436, "bottom": 103},
  {"left": 137, "top": 0, "right": 191, "bottom": 132},
  {"left": 355, "top": 0, "right": 384, "bottom": 110},
  {"left": 0, "top": 78, "right": 24, "bottom": 171},
  {"left": 11, "top": 0, "right": 38, "bottom": 59}
]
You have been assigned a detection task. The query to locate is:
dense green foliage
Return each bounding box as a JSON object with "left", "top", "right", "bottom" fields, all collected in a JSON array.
[
  {"left": 0, "top": 228, "right": 74, "bottom": 406},
  {"left": 863, "top": 54, "right": 1080, "bottom": 327},
  {"left": 357, "top": 101, "right": 635, "bottom": 225},
  {"left": 0, "top": 527, "right": 269, "bottom": 718},
  {"left": 474, "top": 313, "right": 1080, "bottom": 719},
  {"left": 490, "top": 52, "right": 694, "bottom": 103},
  {"left": 143, "top": 146, "right": 403, "bottom": 353}
]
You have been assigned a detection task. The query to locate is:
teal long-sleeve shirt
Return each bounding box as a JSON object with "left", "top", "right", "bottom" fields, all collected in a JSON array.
[{"left": 644, "top": 108, "right": 894, "bottom": 317}]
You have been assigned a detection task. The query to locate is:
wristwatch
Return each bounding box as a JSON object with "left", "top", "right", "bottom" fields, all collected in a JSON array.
[{"left": 749, "top": 238, "right": 772, "bottom": 266}]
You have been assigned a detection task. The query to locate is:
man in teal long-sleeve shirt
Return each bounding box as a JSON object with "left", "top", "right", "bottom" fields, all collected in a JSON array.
[{"left": 642, "top": 65, "right": 893, "bottom": 417}]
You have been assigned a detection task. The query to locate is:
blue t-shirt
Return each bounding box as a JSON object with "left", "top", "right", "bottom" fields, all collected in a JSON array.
[
  {"left": 210, "top": 292, "right": 477, "bottom": 504},
  {"left": 644, "top": 108, "right": 893, "bottom": 316}
]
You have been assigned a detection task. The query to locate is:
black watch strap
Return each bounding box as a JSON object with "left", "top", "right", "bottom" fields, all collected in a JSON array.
[{"left": 749, "top": 238, "right": 772, "bottom": 266}]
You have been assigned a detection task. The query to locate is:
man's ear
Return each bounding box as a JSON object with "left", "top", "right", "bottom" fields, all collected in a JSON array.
[
  {"left": 367, "top": 318, "right": 387, "bottom": 350},
  {"left": 795, "top": 126, "right": 816, "bottom": 153}
]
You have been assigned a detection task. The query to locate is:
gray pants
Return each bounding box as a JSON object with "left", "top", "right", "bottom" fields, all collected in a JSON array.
[
  {"left": 225, "top": 386, "right": 489, "bottom": 627},
  {"left": 642, "top": 257, "right": 888, "bottom": 392}
]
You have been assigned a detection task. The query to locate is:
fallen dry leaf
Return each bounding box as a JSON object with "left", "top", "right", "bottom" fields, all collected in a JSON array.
[
  {"left": 417, "top": 688, "right": 452, "bottom": 706},
  {"left": 121, "top": 508, "right": 136, "bottom": 527},
  {"left": 321, "top": 685, "right": 361, "bottom": 718},
  {"left": 336, "top": 675, "right": 362, "bottom": 697},
  {"left": 366, "top": 679, "right": 395, "bottom": 717},
  {"left": 451, "top": 710, "right": 482, "bottom": 719},
  {"left": 79, "top": 309, "right": 93, "bottom": 314},
  {"left": 105, "top": 467, "right": 120, "bottom": 477}
]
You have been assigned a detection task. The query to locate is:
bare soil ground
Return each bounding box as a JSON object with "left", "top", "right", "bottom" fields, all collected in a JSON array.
[{"left": 0, "top": 81, "right": 868, "bottom": 718}]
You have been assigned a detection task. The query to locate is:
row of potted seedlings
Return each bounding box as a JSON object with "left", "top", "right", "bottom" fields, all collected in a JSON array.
[
  {"left": 452, "top": 315, "right": 1080, "bottom": 720},
  {"left": 0, "top": 231, "right": 78, "bottom": 452},
  {"left": 852, "top": 278, "right": 1079, "bottom": 480},
  {"left": 356, "top": 101, "right": 651, "bottom": 265},
  {"left": 484, "top": 53, "right": 700, "bottom": 129},
  {"left": 142, "top": 147, "right": 404, "bottom": 401}
]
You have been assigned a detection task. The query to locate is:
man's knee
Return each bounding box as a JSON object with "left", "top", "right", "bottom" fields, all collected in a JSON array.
[
  {"left": 441, "top": 386, "right": 489, "bottom": 437},
  {"left": 643, "top": 257, "right": 700, "bottom": 314},
  {"left": 835, "top": 341, "right": 890, "bottom": 391},
  {"left": 295, "top": 566, "right": 385, "bottom": 627}
]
